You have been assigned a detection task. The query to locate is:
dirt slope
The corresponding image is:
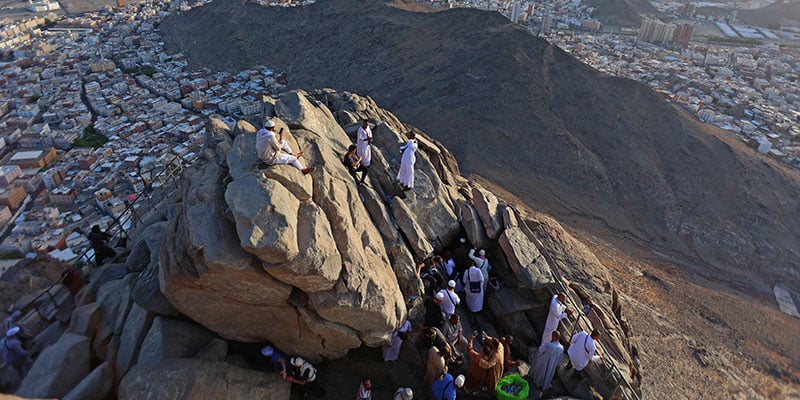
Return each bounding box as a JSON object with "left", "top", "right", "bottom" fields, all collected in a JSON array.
[{"left": 159, "top": 0, "right": 800, "bottom": 294}]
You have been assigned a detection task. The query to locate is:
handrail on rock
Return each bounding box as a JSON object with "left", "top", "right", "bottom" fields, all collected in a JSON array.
[{"left": 25, "top": 155, "right": 185, "bottom": 328}]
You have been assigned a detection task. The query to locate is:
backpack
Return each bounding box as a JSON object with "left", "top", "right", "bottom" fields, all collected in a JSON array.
[{"left": 467, "top": 268, "right": 481, "bottom": 293}]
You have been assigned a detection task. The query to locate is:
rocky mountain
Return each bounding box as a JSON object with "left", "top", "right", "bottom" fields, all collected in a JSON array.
[
  {"left": 739, "top": 0, "right": 800, "bottom": 28},
  {"left": 0, "top": 90, "right": 639, "bottom": 399},
  {"left": 159, "top": 0, "right": 800, "bottom": 298}
]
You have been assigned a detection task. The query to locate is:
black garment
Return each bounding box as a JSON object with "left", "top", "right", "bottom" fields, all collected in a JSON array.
[
  {"left": 288, "top": 364, "right": 326, "bottom": 398},
  {"left": 422, "top": 327, "right": 450, "bottom": 354},
  {"left": 420, "top": 264, "right": 445, "bottom": 292},
  {"left": 88, "top": 230, "right": 116, "bottom": 266},
  {"left": 343, "top": 152, "right": 368, "bottom": 183},
  {"left": 423, "top": 296, "right": 445, "bottom": 330},
  {"left": 452, "top": 245, "right": 469, "bottom": 275}
]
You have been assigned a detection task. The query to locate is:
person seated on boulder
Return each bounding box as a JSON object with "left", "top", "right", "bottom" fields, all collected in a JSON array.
[
  {"left": 256, "top": 119, "right": 314, "bottom": 175},
  {"left": 356, "top": 377, "right": 373, "bottom": 400},
  {"left": 282, "top": 356, "right": 325, "bottom": 398},
  {"left": 343, "top": 144, "right": 368, "bottom": 184},
  {"left": 0, "top": 327, "right": 31, "bottom": 378},
  {"left": 260, "top": 345, "right": 288, "bottom": 371}
]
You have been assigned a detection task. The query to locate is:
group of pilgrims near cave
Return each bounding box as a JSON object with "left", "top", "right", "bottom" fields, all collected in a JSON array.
[{"left": 249, "top": 118, "right": 605, "bottom": 399}]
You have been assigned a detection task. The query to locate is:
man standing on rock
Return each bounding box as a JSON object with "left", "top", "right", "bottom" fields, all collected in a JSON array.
[
  {"left": 357, "top": 119, "right": 373, "bottom": 167},
  {"left": 256, "top": 119, "right": 314, "bottom": 175},
  {"left": 541, "top": 293, "right": 572, "bottom": 345},
  {"left": 530, "top": 331, "right": 564, "bottom": 392},
  {"left": 567, "top": 329, "right": 601, "bottom": 377},
  {"left": 468, "top": 245, "right": 490, "bottom": 290},
  {"left": 462, "top": 260, "right": 485, "bottom": 323}
]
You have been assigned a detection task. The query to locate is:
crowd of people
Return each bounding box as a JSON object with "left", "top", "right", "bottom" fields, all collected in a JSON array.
[{"left": 256, "top": 118, "right": 420, "bottom": 192}]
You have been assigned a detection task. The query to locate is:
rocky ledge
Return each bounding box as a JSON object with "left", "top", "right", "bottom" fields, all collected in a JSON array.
[{"left": 2, "top": 89, "right": 640, "bottom": 399}]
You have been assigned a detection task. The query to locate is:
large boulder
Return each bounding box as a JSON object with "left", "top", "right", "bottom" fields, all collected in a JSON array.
[
  {"left": 159, "top": 91, "right": 406, "bottom": 360},
  {"left": 497, "top": 226, "right": 556, "bottom": 290},
  {"left": 61, "top": 362, "right": 112, "bottom": 400},
  {"left": 115, "top": 303, "right": 154, "bottom": 381},
  {"left": 136, "top": 317, "right": 215, "bottom": 366},
  {"left": 16, "top": 333, "right": 91, "bottom": 398},
  {"left": 118, "top": 358, "right": 290, "bottom": 400}
]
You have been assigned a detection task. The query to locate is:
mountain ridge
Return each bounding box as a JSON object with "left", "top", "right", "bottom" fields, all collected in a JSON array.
[{"left": 159, "top": 0, "right": 800, "bottom": 294}]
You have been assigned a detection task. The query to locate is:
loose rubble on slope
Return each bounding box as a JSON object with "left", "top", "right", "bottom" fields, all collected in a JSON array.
[{"left": 0, "top": 90, "right": 639, "bottom": 400}]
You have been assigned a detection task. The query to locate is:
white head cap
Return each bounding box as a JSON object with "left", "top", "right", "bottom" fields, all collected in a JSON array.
[
  {"left": 264, "top": 119, "right": 276, "bottom": 128},
  {"left": 261, "top": 345, "right": 274, "bottom": 357},
  {"left": 455, "top": 374, "right": 465, "bottom": 388},
  {"left": 400, "top": 388, "right": 413, "bottom": 400},
  {"left": 447, "top": 280, "right": 456, "bottom": 288},
  {"left": 459, "top": 238, "right": 466, "bottom": 243},
  {"left": 479, "top": 249, "right": 486, "bottom": 256},
  {"left": 6, "top": 326, "right": 20, "bottom": 337},
  {"left": 435, "top": 292, "right": 445, "bottom": 301}
]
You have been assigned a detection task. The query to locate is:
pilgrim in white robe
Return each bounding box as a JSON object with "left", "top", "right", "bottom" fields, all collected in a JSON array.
[
  {"left": 468, "top": 248, "right": 490, "bottom": 289},
  {"left": 397, "top": 139, "right": 418, "bottom": 188},
  {"left": 461, "top": 265, "right": 485, "bottom": 312},
  {"left": 357, "top": 125, "right": 373, "bottom": 167},
  {"left": 530, "top": 340, "right": 564, "bottom": 390},
  {"left": 542, "top": 295, "right": 568, "bottom": 345},
  {"left": 567, "top": 331, "right": 600, "bottom": 371},
  {"left": 383, "top": 320, "right": 412, "bottom": 361}
]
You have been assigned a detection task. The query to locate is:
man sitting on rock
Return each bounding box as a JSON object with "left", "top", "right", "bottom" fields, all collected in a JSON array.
[
  {"left": 282, "top": 355, "right": 325, "bottom": 398},
  {"left": 256, "top": 119, "right": 314, "bottom": 175},
  {"left": 343, "top": 144, "right": 368, "bottom": 184}
]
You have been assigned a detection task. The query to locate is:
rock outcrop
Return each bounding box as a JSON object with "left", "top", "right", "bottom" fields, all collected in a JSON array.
[{"left": 4, "top": 89, "right": 640, "bottom": 399}]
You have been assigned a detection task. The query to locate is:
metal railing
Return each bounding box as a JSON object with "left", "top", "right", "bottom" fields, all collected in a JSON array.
[
  {"left": 24, "top": 155, "right": 185, "bottom": 328},
  {"left": 510, "top": 204, "right": 641, "bottom": 400}
]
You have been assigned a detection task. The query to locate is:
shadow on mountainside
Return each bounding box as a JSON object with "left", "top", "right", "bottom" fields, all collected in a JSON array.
[{"left": 159, "top": 0, "right": 800, "bottom": 295}]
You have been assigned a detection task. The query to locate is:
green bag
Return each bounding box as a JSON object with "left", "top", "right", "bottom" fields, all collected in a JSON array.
[{"left": 496, "top": 373, "right": 530, "bottom": 400}]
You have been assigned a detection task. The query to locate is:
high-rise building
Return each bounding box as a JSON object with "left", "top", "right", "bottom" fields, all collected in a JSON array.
[
  {"left": 541, "top": 15, "right": 552, "bottom": 35},
  {"left": 510, "top": 0, "right": 521, "bottom": 24},
  {"left": 639, "top": 18, "right": 677, "bottom": 45},
  {"left": 672, "top": 24, "right": 694, "bottom": 48}
]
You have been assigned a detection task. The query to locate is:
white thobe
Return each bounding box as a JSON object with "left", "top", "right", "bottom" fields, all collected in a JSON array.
[
  {"left": 397, "top": 139, "right": 417, "bottom": 188},
  {"left": 357, "top": 126, "right": 373, "bottom": 167},
  {"left": 567, "top": 331, "right": 600, "bottom": 371},
  {"left": 530, "top": 341, "right": 564, "bottom": 390},
  {"left": 256, "top": 128, "right": 304, "bottom": 170},
  {"left": 468, "top": 248, "right": 490, "bottom": 289},
  {"left": 383, "top": 320, "right": 411, "bottom": 361},
  {"left": 437, "top": 288, "right": 460, "bottom": 317},
  {"left": 542, "top": 295, "right": 568, "bottom": 345},
  {"left": 461, "top": 266, "right": 484, "bottom": 312}
]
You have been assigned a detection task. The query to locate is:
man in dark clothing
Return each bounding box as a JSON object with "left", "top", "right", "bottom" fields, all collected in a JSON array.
[
  {"left": 343, "top": 144, "right": 368, "bottom": 184},
  {"left": 452, "top": 238, "right": 469, "bottom": 275},
  {"left": 88, "top": 225, "right": 116, "bottom": 266},
  {"left": 283, "top": 356, "right": 326, "bottom": 398},
  {"left": 424, "top": 292, "right": 446, "bottom": 330}
]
